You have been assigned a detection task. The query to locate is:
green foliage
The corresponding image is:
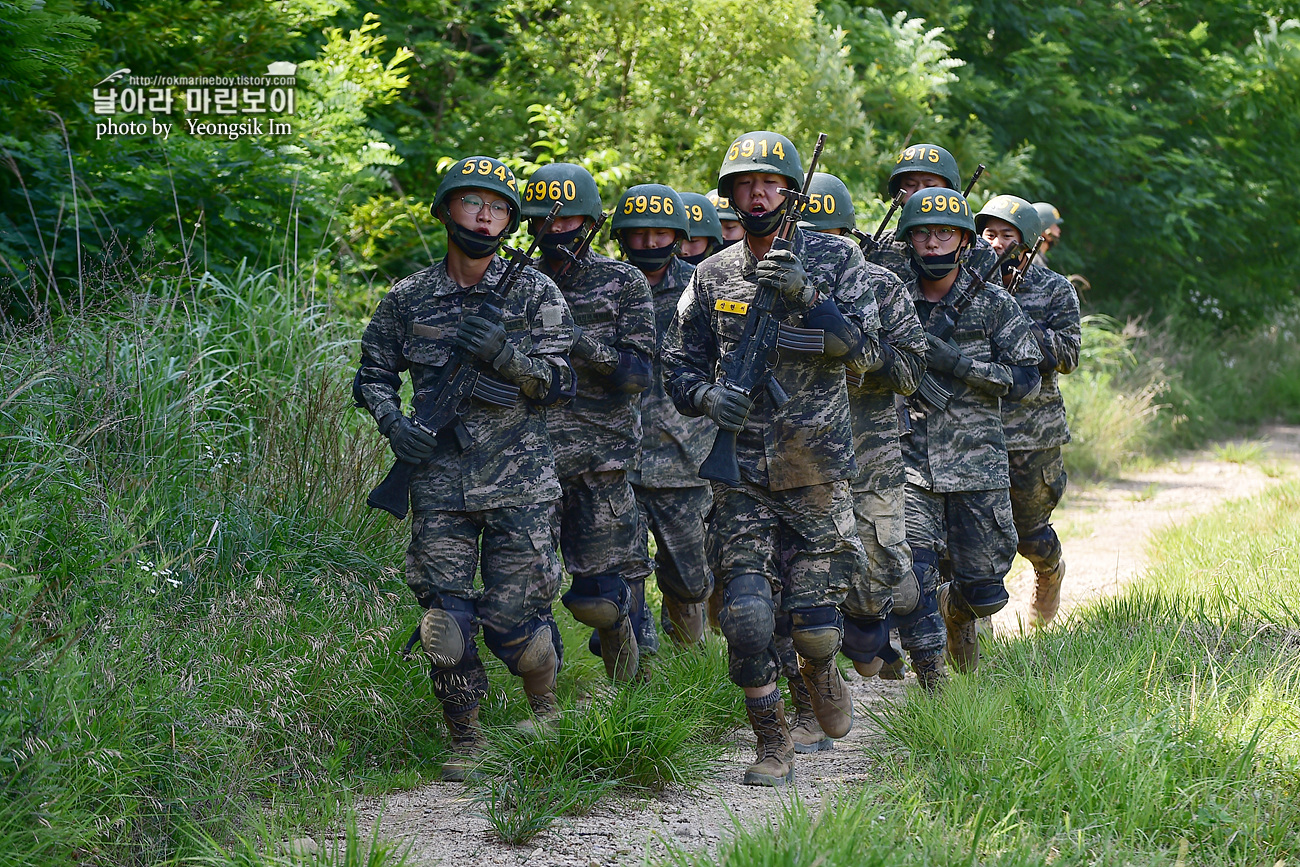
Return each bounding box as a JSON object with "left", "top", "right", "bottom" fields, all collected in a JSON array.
[
  {"left": 0, "top": 270, "right": 442, "bottom": 864},
  {"left": 884, "top": 0, "right": 1300, "bottom": 324},
  {"left": 0, "top": 0, "right": 101, "bottom": 98}
]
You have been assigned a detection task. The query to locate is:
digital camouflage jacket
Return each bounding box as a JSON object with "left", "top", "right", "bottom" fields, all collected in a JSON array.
[
  {"left": 663, "top": 227, "right": 883, "bottom": 492},
  {"left": 848, "top": 256, "right": 926, "bottom": 493},
  {"left": 635, "top": 256, "right": 714, "bottom": 489},
  {"left": 356, "top": 256, "right": 574, "bottom": 512},
  {"left": 1002, "top": 262, "right": 1081, "bottom": 451},
  {"left": 903, "top": 266, "right": 1041, "bottom": 493},
  {"left": 536, "top": 250, "right": 656, "bottom": 479}
]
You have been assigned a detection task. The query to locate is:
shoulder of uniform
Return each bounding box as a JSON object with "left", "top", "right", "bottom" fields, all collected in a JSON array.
[
  {"left": 518, "top": 263, "right": 560, "bottom": 295},
  {"left": 389, "top": 263, "right": 441, "bottom": 299},
  {"left": 692, "top": 243, "right": 744, "bottom": 285},
  {"left": 672, "top": 257, "right": 697, "bottom": 283},
  {"left": 584, "top": 253, "right": 646, "bottom": 285},
  {"left": 801, "top": 229, "right": 854, "bottom": 263}
]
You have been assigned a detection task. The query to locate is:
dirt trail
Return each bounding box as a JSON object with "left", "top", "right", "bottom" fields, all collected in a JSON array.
[{"left": 356, "top": 426, "right": 1298, "bottom": 867}]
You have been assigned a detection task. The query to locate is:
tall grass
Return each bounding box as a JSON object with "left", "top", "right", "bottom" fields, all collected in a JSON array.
[
  {"left": 662, "top": 483, "right": 1300, "bottom": 866},
  {"left": 0, "top": 269, "right": 439, "bottom": 864}
]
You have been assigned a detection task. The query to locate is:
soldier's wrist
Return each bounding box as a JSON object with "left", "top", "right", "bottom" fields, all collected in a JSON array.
[{"left": 377, "top": 411, "right": 403, "bottom": 437}]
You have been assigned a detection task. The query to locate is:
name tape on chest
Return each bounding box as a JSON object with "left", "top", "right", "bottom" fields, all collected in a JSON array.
[{"left": 714, "top": 299, "right": 749, "bottom": 316}]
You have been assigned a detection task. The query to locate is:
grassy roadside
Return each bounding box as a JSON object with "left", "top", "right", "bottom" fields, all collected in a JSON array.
[{"left": 663, "top": 482, "right": 1300, "bottom": 866}]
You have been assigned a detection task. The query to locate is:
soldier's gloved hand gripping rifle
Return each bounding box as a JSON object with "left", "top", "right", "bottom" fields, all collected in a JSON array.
[
  {"left": 367, "top": 201, "right": 563, "bottom": 519},
  {"left": 697, "top": 133, "right": 827, "bottom": 487}
]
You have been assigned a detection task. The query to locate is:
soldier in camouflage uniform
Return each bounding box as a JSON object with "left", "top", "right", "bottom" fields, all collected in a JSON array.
[
  {"left": 522, "top": 164, "right": 658, "bottom": 682},
  {"left": 895, "top": 187, "right": 1042, "bottom": 675},
  {"left": 794, "top": 172, "right": 936, "bottom": 694},
  {"left": 679, "top": 192, "right": 724, "bottom": 267},
  {"left": 863, "top": 144, "right": 998, "bottom": 282},
  {"left": 706, "top": 188, "right": 745, "bottom": 248},
  {"left": 354, "top": 156, "right": 576, "bottom": 780},
  {"left": 615, "top": 185, "right": 716, "bottom": 647},
  {"left": 664, "top": 131, "right": 883, "bottom": 786},
  {"left": 979, "top": 196, "right": 1081, "bottom": 626}
]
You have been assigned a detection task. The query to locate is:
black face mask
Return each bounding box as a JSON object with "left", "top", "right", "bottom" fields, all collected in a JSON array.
[
  {"left": 739, "top": 208, "right": 784, "bottom": 237},
  {"left": 681, "top": 242, "right": 718, "bottom": 267},
  {"left": 446, "top": 220, "right": 507, "bottom": 260},
  {"left": 718, "top": 237, "right": 740, "bottom": 251},
  {"left": 625, "top": 243, "right": 679, "bottom": 273},
  {"left": 538, "top": 225, "right": 585, "bottom": 260},
  {"left": 910, "top": 248, "right": 963, "bottom": 280}
]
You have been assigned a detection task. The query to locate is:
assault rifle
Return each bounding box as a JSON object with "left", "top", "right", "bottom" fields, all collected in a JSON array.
[
  {"left": 1005, "top": 236, "right": 1044, "bottom": 296},
  {"left": 549, "top": 210, "right": 610, "bottom": 288},
  {"left": 697, "top": 133, "right": 827, "bottom": 486},
  {"left": 915, "top": 248, "right": 1018, "bottom": 411},
  {"left": 367, "top": 201, "right": 563, "bottom": 519}
]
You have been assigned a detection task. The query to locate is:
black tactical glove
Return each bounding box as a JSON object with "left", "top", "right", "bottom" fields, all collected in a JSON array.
[
  {"left": 1030, "top": 323, "right": 1058, "bottom": 374},
  {"left": 455, "top": 315, "right": 514, "bottom": 370},
  {"left": 379, "top": 413, "right": 438, "bottom": 464},
  {"left": 756, "top": 248, "right": 813, "bottom": 308},
  {"left": 925, "top": 333, "right": 973, "bottom": 379},
  {"left": 696, "top": 385, "right": 753, "bottom": 433}
]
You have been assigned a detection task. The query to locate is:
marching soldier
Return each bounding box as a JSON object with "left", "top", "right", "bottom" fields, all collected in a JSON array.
[
  {"left": 614, "top": 184, "right": 716, "bottom": 647},
  {"left": 664, "top": 131, "right": 882, "bottom": 785},
  {"left": 795, "top": 172, "right": 934, "bottom": 694},
  {"left": 354, "top": 157, "right": 576, "bottom": 780},
  {"left": 895, "top": 187, "right": 1042, "bottom": 674},
  {"left": 979, "top": 196, "right": 1081, "bottom": 626},
  {"left": 865, "top": 143, "right": 998, "bottom": 280},
  {"left": 523, "top": 163, "right": 658, "bottom": 681},
  {"left": 1033, "top": 201, "right": 1063, "bottom": 268}
]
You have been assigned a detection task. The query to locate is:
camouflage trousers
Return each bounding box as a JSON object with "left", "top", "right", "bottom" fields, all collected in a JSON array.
[
  {"left": 1008, "top": 447, "right": 1067, "bottom": 572},
  {"left": 844, "top": 485, "right": 911, "bottom": 620},
  {"left": 633, "top": 483, "right": 713, "bottom": 605},
  {"left": 552, "top": 470, "right": 654, "bottom": 582},
  {"left": 706, "top": 479, "right": 863, "bottom": 688},
  {"left": 896, "top": 484, "right": 1018, "bottom": 656},
  {"left": 407, "top": 503, "right": 563, "bottom": 708}
]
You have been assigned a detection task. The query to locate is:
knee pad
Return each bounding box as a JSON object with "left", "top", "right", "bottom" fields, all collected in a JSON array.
[
  {"left": 952, "top": 579, "right": 1009, "bottom": 618},
  {"left": 788, "top": 606, "right": 844, "bottom": 662},
  {"left": 482, "top": 614, "right": 562, "bottom": 678},
  {"left": 895, "top": 546, "right": 939, "bottom": 627},
  {"left": 1016, "top": 524, "right": 1062, "bottom": 570},
  {"left": 562, "top": 574, "right": 630, "bottom": 629},
  {"left": 841, "top": 615, "right": 888, "bottom": 663},
  {"left": 420, "top": 597, "right": 478, "bottom": 669},
  {"left": 718, "top": 573, "right": 775, "bottom": 658}
]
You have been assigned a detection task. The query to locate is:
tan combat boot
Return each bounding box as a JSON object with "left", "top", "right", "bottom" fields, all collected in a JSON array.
[
  {"left": 938, "top": 582, "right": 979, "bottom": 673},
  {"left": 910, "top": 651, "right": 948, "bottom": 692},
  {"left": 743, "top": 697, "right": 795, "bottom": 787},
  {"left": 1031, "top": 560, "right": 1066, "bottom": 627},
  {"left": 440, "top": 704, "right": 485, "bottom": 782},
  {"left": 515, "top": 628, "right": 560, "bottom": 737},
  {"left": 596, "top": 615, "right": 640, "bottom": 683},
  {"left": 786, "top": 675, "right": 832, "bottom": 753},
  {"left": 798, "top": 657, "right": 853, "bottom": 739},
  {"left": 661, "top": 595, "right": 706, "bottom": 646}
]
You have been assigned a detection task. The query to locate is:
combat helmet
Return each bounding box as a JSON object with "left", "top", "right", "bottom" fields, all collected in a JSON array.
[
  {"left": 522, "top": 163, "right": 603, "bottom": 222},
  {"left": 706, "top": 188, "right": 739, "bottom": 222},
  {"left": 1033, "top": 201, "right": 1062, "bottom": 228},
  {"left": 680, "top": 192, "right": 723, "bottom": 245},
  {"left": 611, "top": 183, "right": 688, "bottom": 272},
  {"left": 432, "top": 156, "right": 522, "bottom": 258},
  {"left": 887, "top": 144, "right": 962, "bottom": 198},
  {"left": 975, "top": 195, "right": 1042, "bottom": 248},
  {"left": 797, "top": 172, "right": 856, "bottom": 233}
]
